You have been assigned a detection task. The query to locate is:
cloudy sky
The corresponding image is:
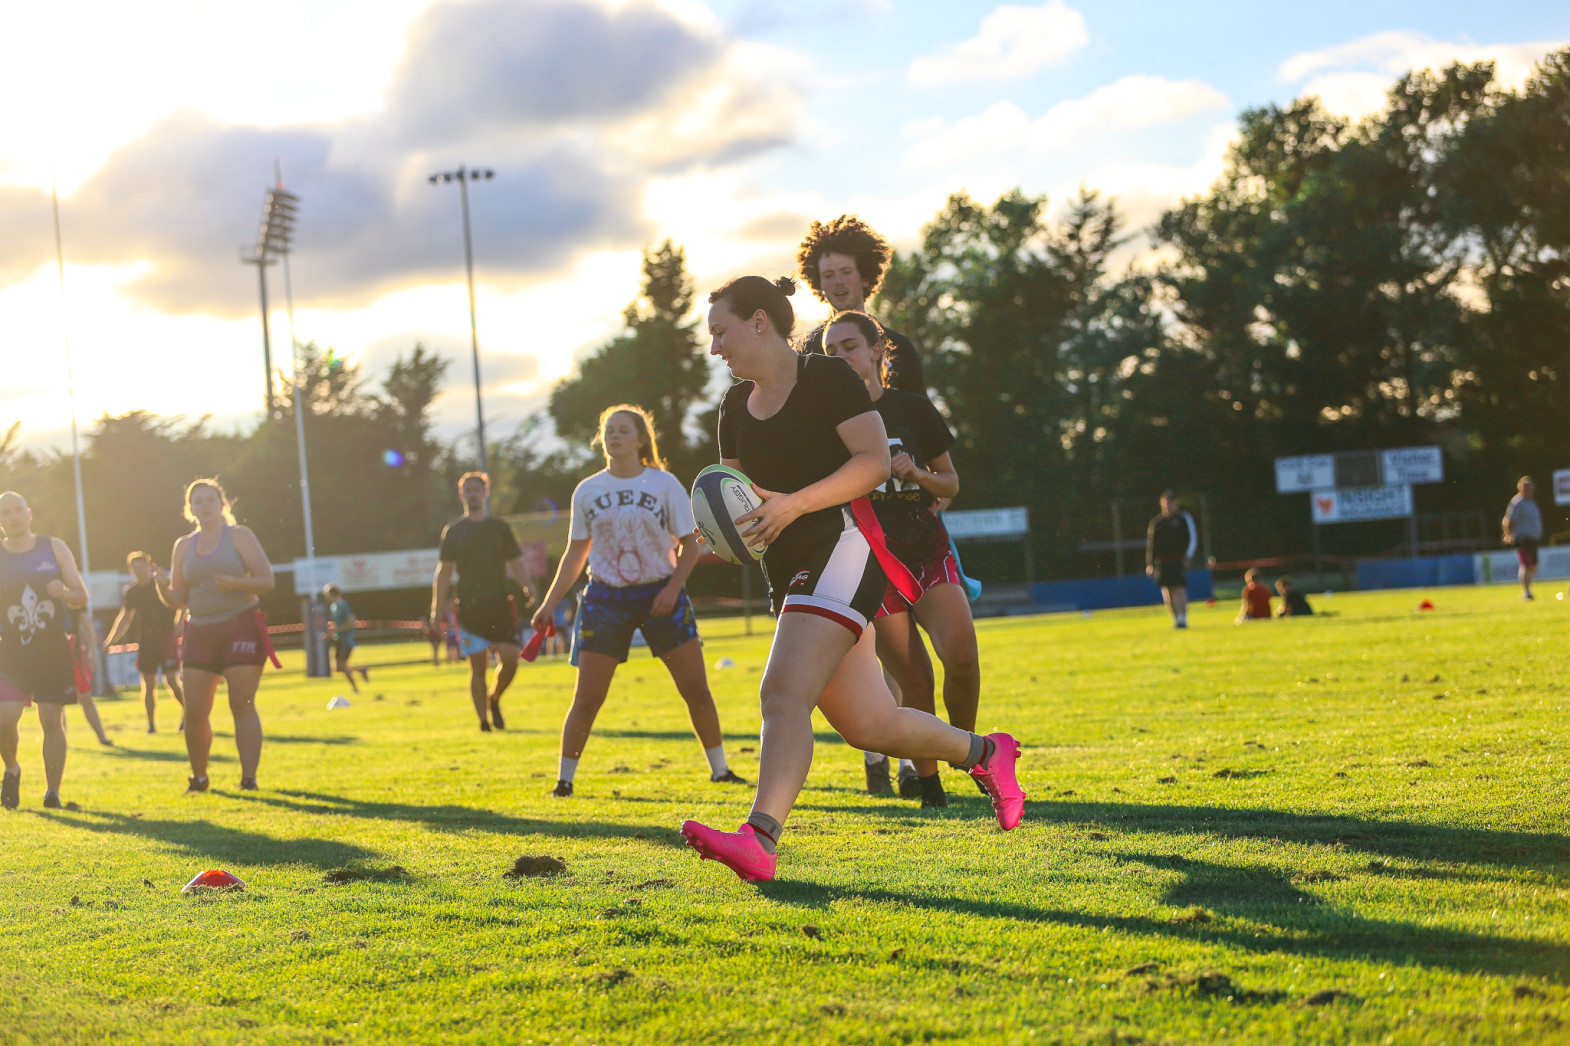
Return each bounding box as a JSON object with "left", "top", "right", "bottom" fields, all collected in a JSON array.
[{"left": 2, "top": 0, "right": 1562, "bottom": 455}]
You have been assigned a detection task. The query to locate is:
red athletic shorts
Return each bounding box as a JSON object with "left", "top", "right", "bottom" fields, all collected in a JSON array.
[
  {"left": 877, "top": 548, "right": 962, "bottom": 618},
  {"left": 182, "top": 610, "right": 270, "bottom": 673}
]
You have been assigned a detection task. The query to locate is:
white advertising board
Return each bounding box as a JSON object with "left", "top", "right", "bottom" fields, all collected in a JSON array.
[
  {"left": 1310, "top": 485, "right": 1413, "bottom": 524},
  {"left": 295, "top": 548, "right": 442, "bottom": 596},
  {"left": 1555, "top": 469, "right": 1570, "bottom": 507},
  {"left": 1381, "top": 446, "right": 1444, "bottom": 485},
  {"left": 1476, "top": 546, "right": 1570, "bottom": 585},
  {"left": 1275, "top": 455, "right": 1336, "bottom": 494},
  {"left": 945, "top": 506, "right": 1029, "bottom": 539}
]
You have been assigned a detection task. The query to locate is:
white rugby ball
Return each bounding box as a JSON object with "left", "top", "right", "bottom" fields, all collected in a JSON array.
[{"left": 691, "top": 464, "right": 767, "bottom": 566}]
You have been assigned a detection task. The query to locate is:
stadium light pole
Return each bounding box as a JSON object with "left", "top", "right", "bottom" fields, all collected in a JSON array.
[
  {"left": 428, "top": 165, "right": 494, "bottom": 473},
  {"left": 50, "top": 172, "right": 109, "bottom": 694}
]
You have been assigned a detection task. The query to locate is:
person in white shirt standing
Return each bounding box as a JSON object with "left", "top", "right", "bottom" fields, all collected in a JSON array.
[
  {"left": 531, "top": 404, "right": 746, "bottom": 797},
  {"left": 1503, "top": 476, "right": 1543, "bottom": 601}
]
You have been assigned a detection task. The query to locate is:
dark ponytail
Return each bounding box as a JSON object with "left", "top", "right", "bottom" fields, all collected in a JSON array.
[{"left": 708, "top": 275, "right": 797, "bottom": 337}]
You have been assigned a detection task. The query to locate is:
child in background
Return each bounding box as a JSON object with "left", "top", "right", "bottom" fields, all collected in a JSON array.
[
  {"left": 1236, "top": 569, "right": 1273, "bottom": 623},
  {"left": 1275, "top": 576, "right": 1315, "bottom": 617}
]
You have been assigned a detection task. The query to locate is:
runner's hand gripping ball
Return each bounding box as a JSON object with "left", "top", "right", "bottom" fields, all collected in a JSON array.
[{"left": 691, "top": 465, "right": 767, "bottom": 566}]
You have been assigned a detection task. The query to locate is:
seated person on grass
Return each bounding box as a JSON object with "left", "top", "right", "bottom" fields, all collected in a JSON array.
[
  {"left": 1236, "top": 569, "right": 1273, "bottom": 623},
  {"left": 1275, "top": 576, "right": 1314, "bottom": 617}
]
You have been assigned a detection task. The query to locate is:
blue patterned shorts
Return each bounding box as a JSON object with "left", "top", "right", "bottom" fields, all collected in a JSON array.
[{"left": 571, "top": 579, "right": 698, "bottom": 665}]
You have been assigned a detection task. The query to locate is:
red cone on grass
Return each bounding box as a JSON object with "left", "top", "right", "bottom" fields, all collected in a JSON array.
[
  {"left": 1418, "top": 599, "right": 1435, "bottom": 611},
  {"left": 182, "top": 869, "right": 246, "bottom": 893}
]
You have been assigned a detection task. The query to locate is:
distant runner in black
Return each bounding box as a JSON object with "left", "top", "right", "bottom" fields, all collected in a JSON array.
[
  {"left": 1146, "top": 491, "right": 1197, "bottom": 629},
  {"left": 104, "top": 551, "right": 185, "bottom": 733},
  {"left": 432, "top": 472, "right": 537, "bottom": 732},
  {"left": 795, "top": 215, "right": 927, "bottom": 394}
]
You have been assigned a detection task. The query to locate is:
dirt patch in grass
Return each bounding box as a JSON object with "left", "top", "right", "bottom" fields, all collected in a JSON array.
[
  {"left": 505, "top": 855, "right": 567, "bottom": 879},
  {"left": 323, "top": 866, "right": 408, "bottom": 885},
  {"left": 1139, "top": 970, "right": 1284, "bottom": 1003}
]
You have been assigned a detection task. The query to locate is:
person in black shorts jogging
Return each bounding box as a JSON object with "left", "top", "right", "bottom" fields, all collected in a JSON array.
[
  {"left": 104, "top": 551, "right": 185, "bottom": 733},
  {"left": 431, "top": 472, "right": 537, "bottom": 731},
  {"left": 825, "top": 311, "right": 983, "bottom": 809},
  {"left": 1146, "top": 491, "right": 1197, "bottom": 629},
  {"left": 323, "top": 585, "right": 369, "bottom": 693},
  {"left": 530, "top": 404, "right": 745, "bottom": 797},
  {"left": 678, "top": 275, "right": 1024, "bottom": 883},
  {"left": 0, "top": 491, "right": 93, "bottom": 810}
]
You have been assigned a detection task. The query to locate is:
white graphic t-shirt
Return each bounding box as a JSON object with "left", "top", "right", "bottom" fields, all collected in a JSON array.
[{"left": 569, "top": 467, "right": 696, "bottom": 588}]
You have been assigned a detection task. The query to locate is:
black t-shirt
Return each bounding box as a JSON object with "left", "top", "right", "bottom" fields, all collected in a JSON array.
[
  {"left": 801, "top": 321, "right": 926, "bottom": 394},
  {"left": 1282, "top": 591, "right": 1314, "bottom": 616},
  {"left": 868, "top": 390, "right": 955, "bottom": 564},
  {"left": 438, "top": 516, "right": 521, "bottom": 604},
  {"left": 718, "top": 353, "right": 876, "bottom": 566},
  {"left": 122, "top": 580, "right": 175, "bottom": 642}
]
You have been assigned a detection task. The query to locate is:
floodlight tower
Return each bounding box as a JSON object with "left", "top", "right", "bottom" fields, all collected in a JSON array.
[
  {"left": 240, "top": 187, "right": 296, "bottom": 417},
  {"left": 428, "top": 164, "right": 495, "bottom": 472}
]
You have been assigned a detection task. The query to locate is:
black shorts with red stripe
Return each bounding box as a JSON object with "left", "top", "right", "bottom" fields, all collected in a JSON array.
[
  {"left": 877, "top": 547, "right": 962, "bottom": 618},
  {"left": 766, "top": 508, "right": 890, "bottom": 639}
]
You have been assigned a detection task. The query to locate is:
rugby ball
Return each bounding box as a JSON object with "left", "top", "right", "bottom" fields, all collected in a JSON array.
[{"left": 691, "top": 464, "right": 767, "bottom": 566}]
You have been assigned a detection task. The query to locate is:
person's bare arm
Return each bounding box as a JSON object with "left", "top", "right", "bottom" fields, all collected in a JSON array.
[
  {"left": 652, "top": 535, "right": 704, "bottom": 617},
  {"left": 733, "top": 411, "right": 891, "bottom": 547},
  {"left": 892, "top": 449, "right": 959, "bottom": 501},
  {"left": 104, "top": 603, "right": 133, "bottom": 647},
  {"left": 506, "top": 556, "right": 537, "bottom": 607},
  {"left": 163, "top": 539, "right": 190, "bottom": 610},
  {"left": 431, "top": 561, "right": 455, "bottom": 627},
  {"left": 48, "top": 538, "right": 89, "bottom": 610},
  {"left": 531, "top": 539, "right": 590, "bottom": 632},
  {"left": 213, "top": 526, "right": 274, "bottom": 595}
]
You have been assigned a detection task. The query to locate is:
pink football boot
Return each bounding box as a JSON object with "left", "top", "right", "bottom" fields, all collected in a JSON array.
[
  {"left": 681, "top": 821, "right": 777, "bottom": 882},
  {"left": 969, "top": 732, "right": 1025, "bottom": 830}
]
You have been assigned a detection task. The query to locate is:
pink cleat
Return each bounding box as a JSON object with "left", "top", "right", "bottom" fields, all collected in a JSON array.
[
  {"left": 969, "top": 732, "right": 1025, "bottom": 830},
  {"left": 680, "top": 821, "right": 777, "bottom": 882}
]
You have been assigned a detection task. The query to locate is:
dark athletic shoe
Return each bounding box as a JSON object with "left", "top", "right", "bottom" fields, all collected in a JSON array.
[
  {"left": 865, "top": 755, "right": 893, "bottom": 796},
  {"left": 239, "top": 778, "right": 258, "bottom": 791},
  {"left": 42, "top": 791, "right": 61, "bottom": 810},
  {"left": 551, "top": 779, "right": 573, "bottom": 798},
  {"left": 897, "top": 763, "right": 922, "bottom": 799},
  {"left": 711, "top": 769, "right": 749, "bottom": 785},
  {"left": 186, "top": 775, "right": 210, "bottom": 794},
  {"left": 488, "top": 698, "right": 505, "bottom": 730},
  {"left": 1, "top": 770, "right": 18, "bottom": 810},
  {"left": 919, "top": 773, "right": 948, "bottom": 809},
  {"left": 479, "top": 720, "right": 493, "bottom": 733}
]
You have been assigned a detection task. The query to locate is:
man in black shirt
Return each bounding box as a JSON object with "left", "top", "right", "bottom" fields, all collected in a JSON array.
[
  {"left": 432, "top": 472, "right": 537, "bottom": 732},
  {"left": 103, "top": 551, "right": 184, "bottom": 733},
  {"left": 795, "top": 215, "right": 927, "bottom": 394},
  {"left": 1146, "top": 491, "right": 1197, "bottom": 629}
]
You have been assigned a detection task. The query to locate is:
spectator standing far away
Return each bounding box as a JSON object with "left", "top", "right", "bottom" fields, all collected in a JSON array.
[
  {"left": 1146, "top": 491, "right": 1197, "bottom": 629},
  {"left": 1502, "top": 476, "right": 1543, "bottom": 601}
]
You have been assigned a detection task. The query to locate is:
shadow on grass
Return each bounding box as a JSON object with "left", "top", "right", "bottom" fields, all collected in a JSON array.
[
  {"left": 591, "top": 729, "right": 834, "bottom": 745},
  {"left": 35, "top": 810, "right": 377, "bottom": 868},
  {"left": 261, "top": 735, "right": 361, "bottom": 746},
  {"left": 233, "top": 789, "right": 677, "bottom": 842},
  {"left": 97, "top": 747, "right": 231, "bottom": 764},
  {"left": 756, "top": 866, "right": 1570, "bottom": 982}
]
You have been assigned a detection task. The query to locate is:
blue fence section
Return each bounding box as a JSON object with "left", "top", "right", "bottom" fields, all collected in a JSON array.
[
  {"left": 1031, "top": 570, "right": 1214, "bottom": 611},
  {"left": 1355, "top": 554, "right": 1476, "bottom": 590}
]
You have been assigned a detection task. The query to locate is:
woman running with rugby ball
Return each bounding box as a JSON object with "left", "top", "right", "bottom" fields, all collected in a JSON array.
[
  {"left": 531, "top": 405, "right": 745, "bottom": 798},
  {"left": 680, "top": 277, "right": 1023, "bottom": 882},
  {"left": 164, "top": 479, "right": 277, "bottom": 793},
  {"left": 825, "top": 311, "right": 981, "bottom": 809}
]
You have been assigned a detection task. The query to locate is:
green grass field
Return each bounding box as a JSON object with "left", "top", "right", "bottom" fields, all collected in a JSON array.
[{"left": 1, "top": 587, "right": 1566, "bottom": 1044}]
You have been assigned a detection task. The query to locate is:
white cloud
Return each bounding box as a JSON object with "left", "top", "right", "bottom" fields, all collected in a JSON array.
[
  {"left": 907, "top": 1, "right": 1088, "bottom": 86},
  {"left": 902, "top": 76, "right": 1229, "bottom": 169},
  {"left": 1280, "top": 31, "right": 1566, "bottom": 118}
]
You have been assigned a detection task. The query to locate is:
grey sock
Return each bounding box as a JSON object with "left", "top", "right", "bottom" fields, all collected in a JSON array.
[
  {"left": 952, "top": 733, "right": 991, "bottom": 771},
  {"left": 745, "top": 812, "right": 781, "bottom": 853}
]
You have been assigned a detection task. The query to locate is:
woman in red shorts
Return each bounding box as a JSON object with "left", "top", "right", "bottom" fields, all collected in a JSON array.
[
  {"left": 824, "top": 311, "right": 981, "bottom": 810},
  {"left": 678, "top": 276, "right": 1024, "bottom": 883},
  {"left": 165, "top": 479, "right": 277, "bottom": 793}
]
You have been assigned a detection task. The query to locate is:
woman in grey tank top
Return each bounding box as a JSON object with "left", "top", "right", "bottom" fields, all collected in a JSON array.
[{"left": 166, "top": 479, "right": 276, "bottom": 794}]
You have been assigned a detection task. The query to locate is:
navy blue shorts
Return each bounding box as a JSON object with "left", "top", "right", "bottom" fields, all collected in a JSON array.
[{"left": 571, "top": 579, "right": 698, "bottom": 665}]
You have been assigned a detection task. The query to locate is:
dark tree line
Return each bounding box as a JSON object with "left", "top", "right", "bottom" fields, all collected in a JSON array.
[{"left": 4, "top": 51, "right": 1565, "bottom": 590}]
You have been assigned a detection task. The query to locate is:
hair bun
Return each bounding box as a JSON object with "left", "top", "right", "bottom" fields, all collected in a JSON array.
[{"left": 772, "top": 276, "right": 796, "bottom": 297}]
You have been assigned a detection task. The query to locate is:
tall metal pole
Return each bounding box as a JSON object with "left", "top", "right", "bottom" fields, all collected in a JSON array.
[
  {"left": 255, "top": 260, "right": 275, "bottom": 415},
  {"left": 456, "top": 167, "right": 487, "bottom": 473},
  {"left": 52, "top": 173, "right": 108, "bottom": 694}
]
